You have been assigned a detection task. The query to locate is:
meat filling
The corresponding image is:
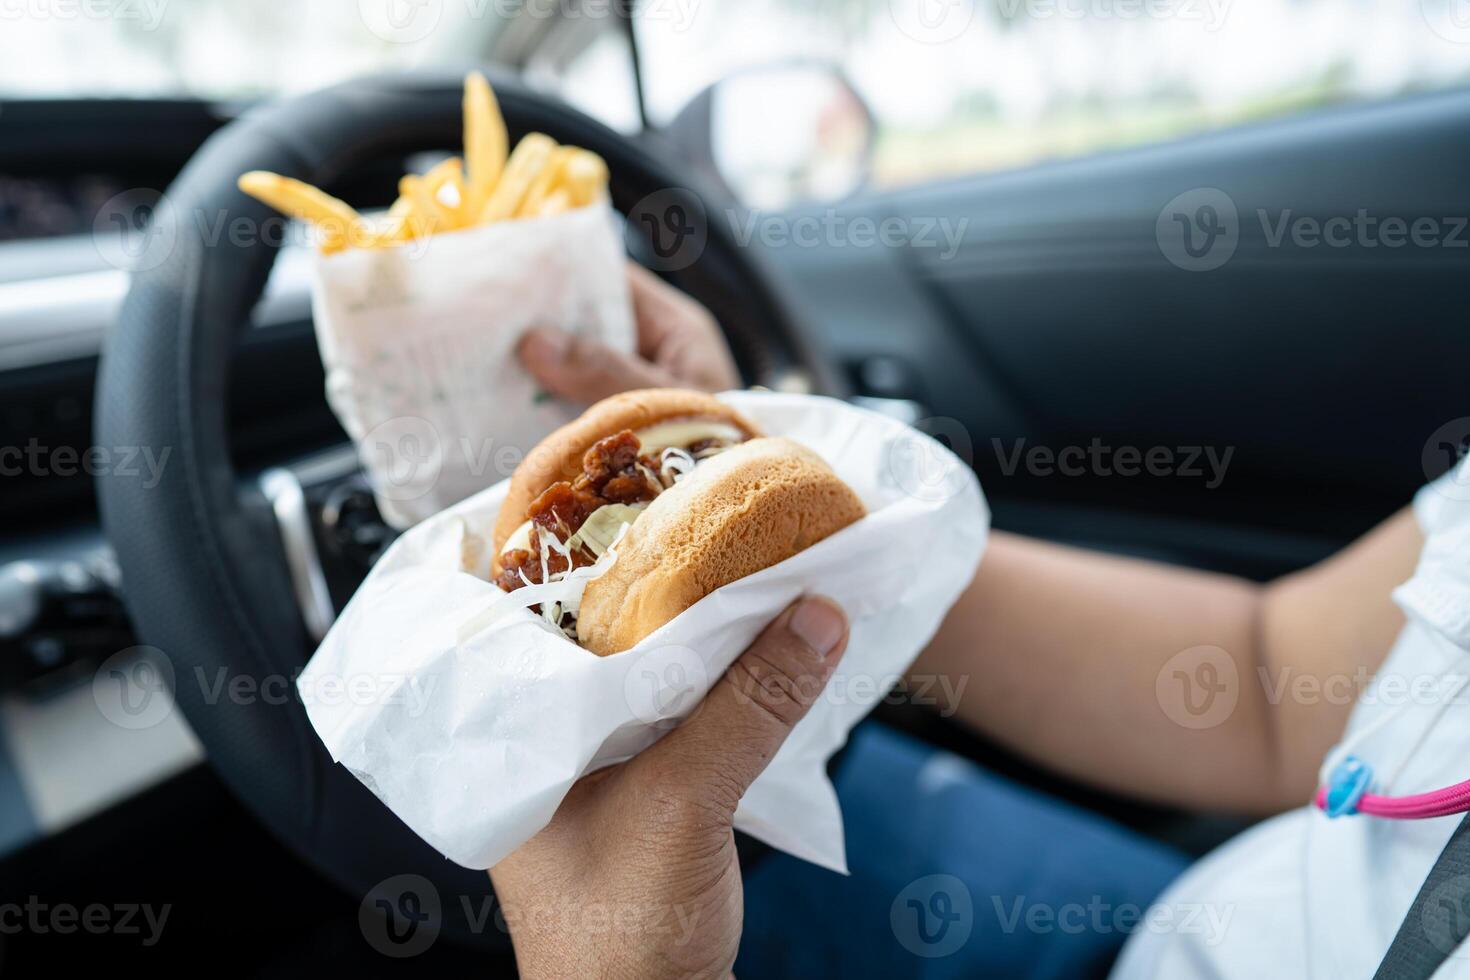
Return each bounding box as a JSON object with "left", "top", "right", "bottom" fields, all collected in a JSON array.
[{"left": 495, "top": 426, "right": 740, "bottom": 594}]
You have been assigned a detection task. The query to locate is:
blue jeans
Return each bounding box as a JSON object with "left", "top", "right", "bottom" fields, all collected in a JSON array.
[{"left": 736, "top": 725, "right": 1190, "bottom": 979}]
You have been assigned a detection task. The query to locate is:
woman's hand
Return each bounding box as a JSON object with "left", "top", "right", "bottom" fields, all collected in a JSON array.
[
  {"left": 518, "top": 263, "right": 741, "bottom": 402},
  {"left": 490, "top": 596, "right": 850, "bottom": 980}
]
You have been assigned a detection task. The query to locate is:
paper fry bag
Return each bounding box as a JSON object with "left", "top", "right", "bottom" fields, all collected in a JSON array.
[{"left": 310, "top": 205, "right": 634, "bottom": 528}]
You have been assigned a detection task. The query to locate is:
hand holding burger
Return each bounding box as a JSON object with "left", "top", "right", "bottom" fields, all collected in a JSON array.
[{"left": 490, "top": 594, "right": 850, "bottom": 980}]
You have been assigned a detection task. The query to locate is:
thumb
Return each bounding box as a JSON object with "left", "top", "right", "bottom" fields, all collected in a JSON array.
[
  {"left": 635, "top": 596, "right": 850, "bottom": 812},
  {"left": 518, "top": 326, "right": 675, "bottom": 404}
]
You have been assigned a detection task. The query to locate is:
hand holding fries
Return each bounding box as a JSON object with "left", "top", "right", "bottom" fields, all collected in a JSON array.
[{"left": 238, "top": 72, "right": 610, "bottom": 254}]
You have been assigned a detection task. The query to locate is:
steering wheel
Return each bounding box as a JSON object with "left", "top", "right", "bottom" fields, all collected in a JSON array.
[{"left": 93, "top": 70, "right": 842, "bottom": 949}]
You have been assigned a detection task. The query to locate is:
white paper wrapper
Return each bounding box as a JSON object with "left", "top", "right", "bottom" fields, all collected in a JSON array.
[
  {"left": 310, "top": 205, "right": 635, "bottom": 528},
  {"left": 298, "top": 391, "right": 988, "bottom": 874}
]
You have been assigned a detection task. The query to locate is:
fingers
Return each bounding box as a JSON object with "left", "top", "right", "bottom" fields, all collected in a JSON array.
[
  {"left": 635, "top": 597, "right": 849, "bottom": 814},
  {"left": 626, "top": 263, "right": 687, "bottom": 357},
  {"left": 625, "top": 265, "right": 741, "bottom": 392},
  {"left": 518, "top": 326, "right": 677, "bottom": 404},
  {"left": 625, "top": 260, "right": 666, "bottom": 301},
  {"left": 527, "top": 263, "right": 738, "bottom": 399},
  {"left": 626, "top": 263, "right": 716, "bottom": 342}
]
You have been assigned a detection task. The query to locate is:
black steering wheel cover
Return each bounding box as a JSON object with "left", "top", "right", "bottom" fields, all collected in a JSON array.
[{"left": 95, "top": 69, "right": 836, "bottom": 945}]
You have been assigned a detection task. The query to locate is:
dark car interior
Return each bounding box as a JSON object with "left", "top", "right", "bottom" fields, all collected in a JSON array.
[{"left": 3, "top": 2, "right": 1469, "bottom": 973}]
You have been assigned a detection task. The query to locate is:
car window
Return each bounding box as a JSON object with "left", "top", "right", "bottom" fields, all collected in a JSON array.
[{"left": 632, "top": 0, "right": 1470, "bottom": 192}]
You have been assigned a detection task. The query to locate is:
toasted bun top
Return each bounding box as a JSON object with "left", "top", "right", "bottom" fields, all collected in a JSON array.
[
  {"left": 576, "top": 437, "right": 865, "bottom": 656},
  {"left": 492, "top": 389, "right": 759, "bottom": 569}
]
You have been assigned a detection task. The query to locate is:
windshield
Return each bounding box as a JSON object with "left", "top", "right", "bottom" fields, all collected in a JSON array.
[
  {"left": 633, "top": 0, "right": 1470, "bottom": 186},
  {"left": 0, "top": 0, "right": 502, "bottom": 99}
]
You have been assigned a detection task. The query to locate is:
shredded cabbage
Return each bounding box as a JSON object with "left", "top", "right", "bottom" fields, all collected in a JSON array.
[
  {"left": 458, "top": 521, "right": 632, "bottom": 643},
  {"left": 567, "top": 503, "right": 645, "bottom": 558}
]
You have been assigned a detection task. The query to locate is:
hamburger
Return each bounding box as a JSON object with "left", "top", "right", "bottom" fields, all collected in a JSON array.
[{"left": 490, "top": 389, "right": 865, "bottom": 655}]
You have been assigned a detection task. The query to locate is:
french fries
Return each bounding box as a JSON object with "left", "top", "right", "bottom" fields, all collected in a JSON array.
[
  {"left": 399, "top": 175, "right": 450, "bottom": 238},
  {"left": 561, "top": 149, "right": 610, "bottom": 209},
  {"left": 422, "top": 156, "right": 463, "bottom": 198},
  {"left": 237, "top": 171, "right": 364, "bottom": 253},
  {"left": 337, "top": 196, "right": 410, "bottom": 250},
  {"left": 462, "top": 71, "right": 507, "bottom": 218},
  {"left": 479, "top": 132, "right": 557, "bottom": 223},
  {"left": 535, "top": 189, "right": 573, "bottom": 218},
  {"left": 517, "top": 145, "right": 574, "bottom": 218},
  {"left": 236, "top": 72, "right": 610, "bottom": 254}
]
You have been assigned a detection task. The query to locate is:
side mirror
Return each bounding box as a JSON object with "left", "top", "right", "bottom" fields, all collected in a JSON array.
[{"left": 665, "top": 62, "right": 875, "bottom": 210}]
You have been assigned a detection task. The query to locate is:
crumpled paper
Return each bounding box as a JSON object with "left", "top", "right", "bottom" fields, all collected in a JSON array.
[
  {"left": 310, "top": 205, "right": 635, "bottom": 528},
  {"left": 297, "top": 391, "right": 988, "bottom": 874}
]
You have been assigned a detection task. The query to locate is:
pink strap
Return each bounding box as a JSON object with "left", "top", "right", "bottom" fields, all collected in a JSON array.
[{"left": 1315, "top": 778, "right": 1470, "bottom": 820}]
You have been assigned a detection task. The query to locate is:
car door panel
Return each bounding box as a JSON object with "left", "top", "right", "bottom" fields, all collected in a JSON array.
[{"left": 768, "top": 88, "right": 1470, "bottom": 577}]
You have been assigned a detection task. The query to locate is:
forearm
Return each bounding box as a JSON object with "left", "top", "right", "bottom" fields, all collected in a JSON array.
[
  {"left": 915, "top": 532, "right": 1275, "bottom": 812},
  {"left": 915, "top": 515, "right": 1419, "bottom": 815}
]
